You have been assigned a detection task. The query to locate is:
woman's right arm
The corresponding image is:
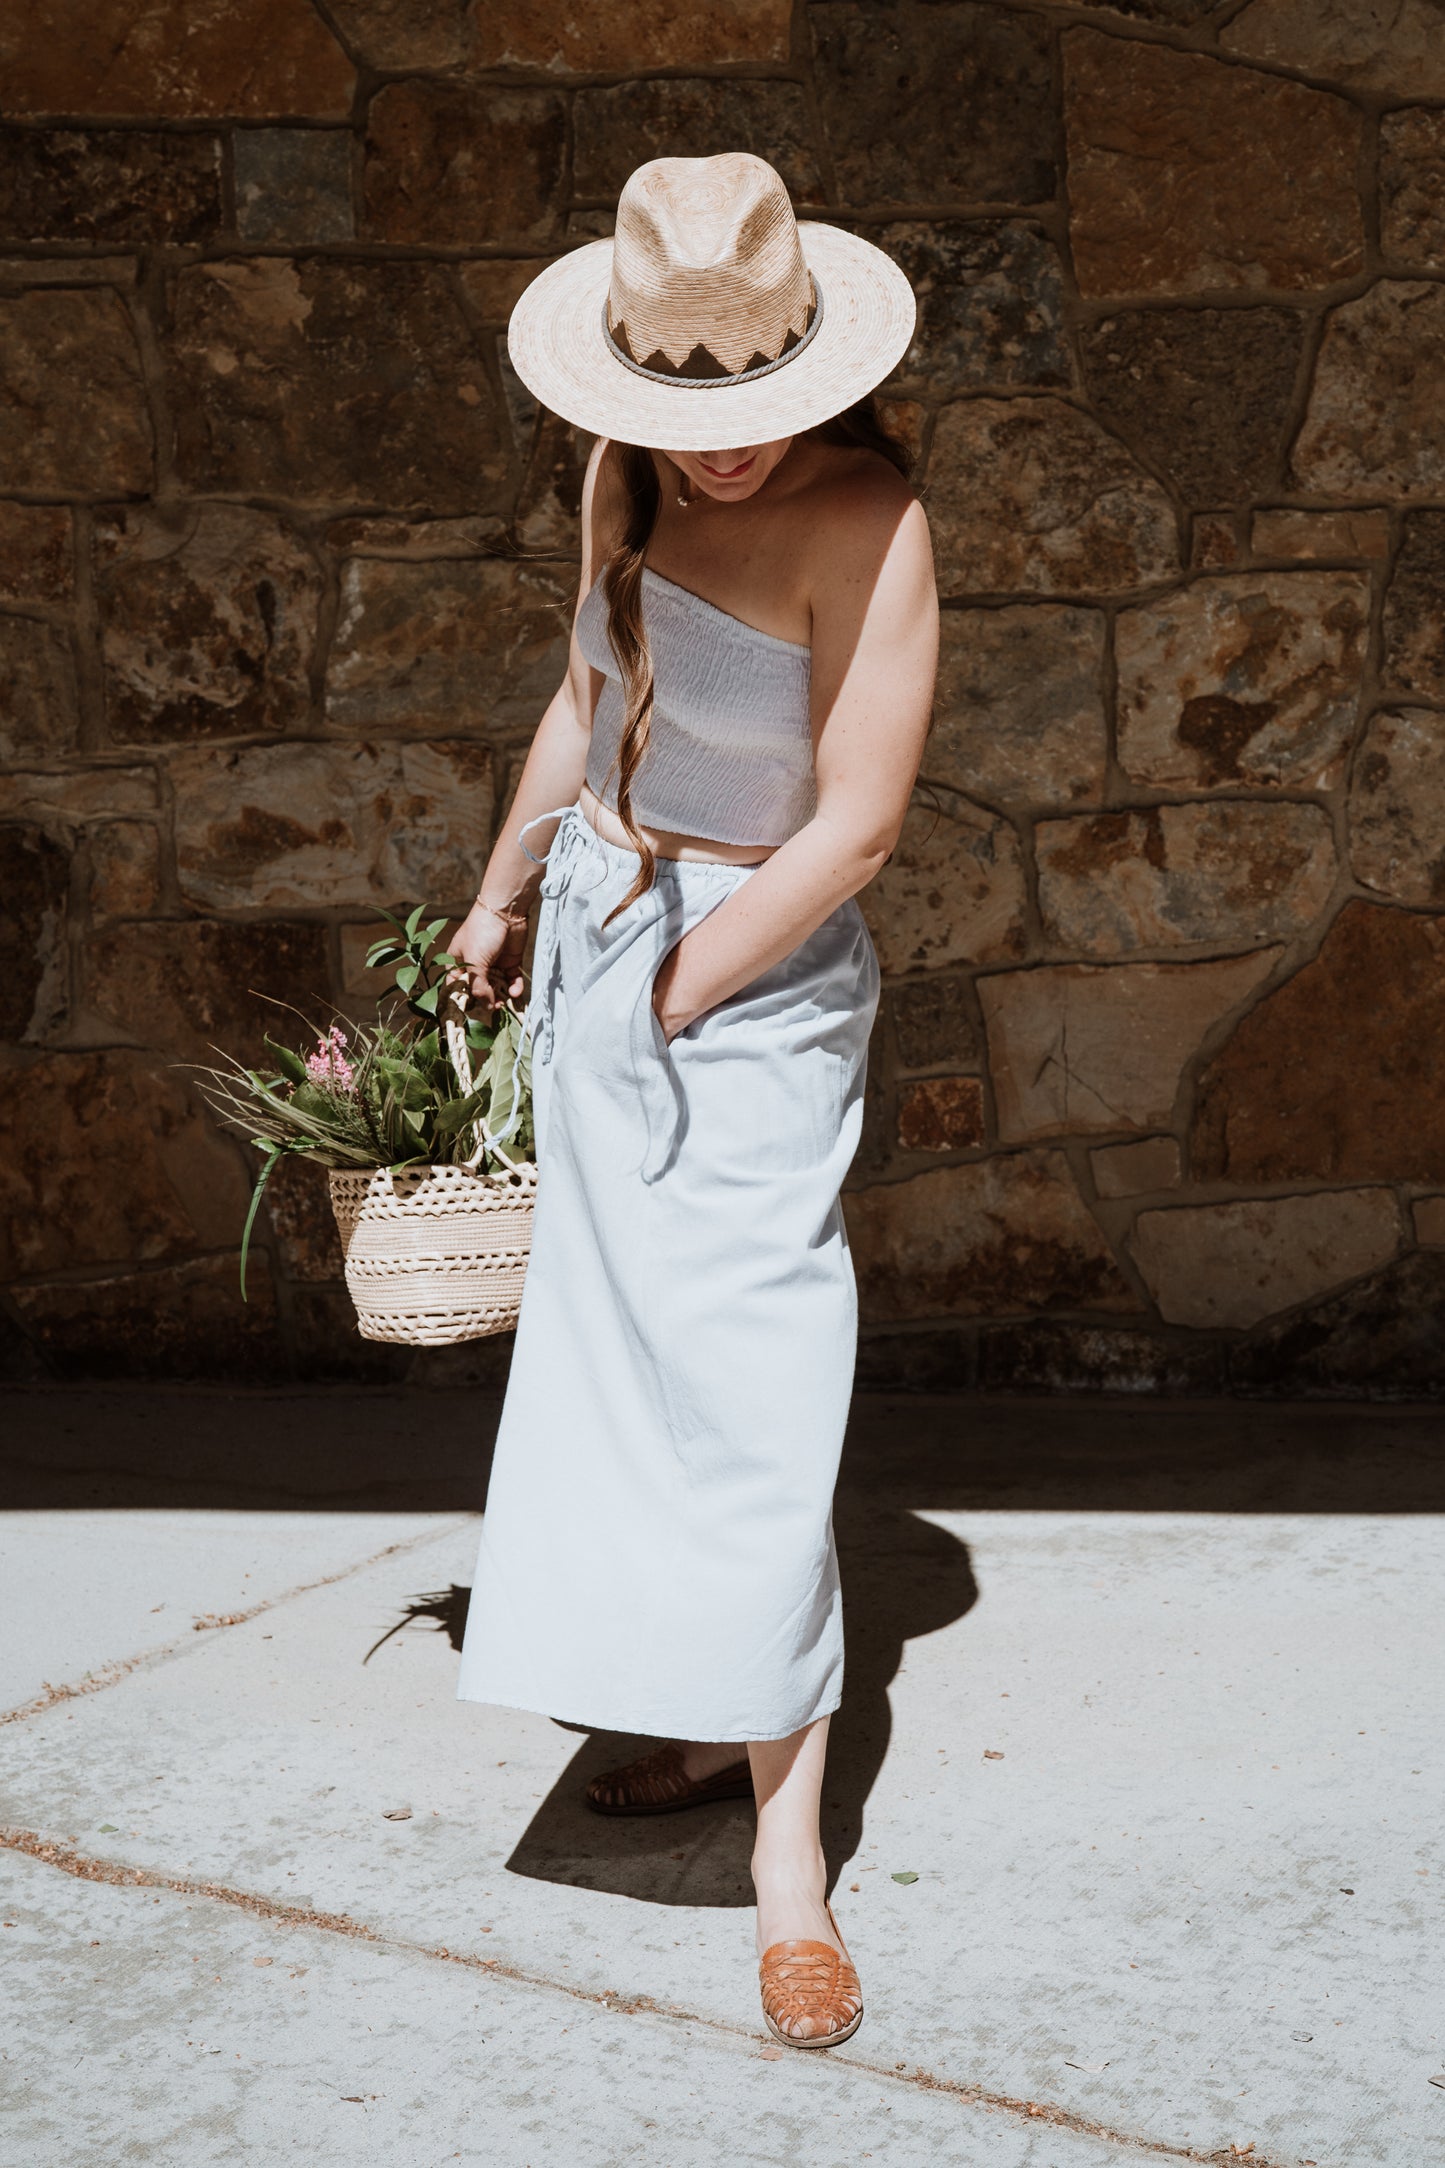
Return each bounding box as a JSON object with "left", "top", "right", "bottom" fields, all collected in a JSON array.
[{"left": 450, "top": 436, "right": 617, "bottom": 1009}]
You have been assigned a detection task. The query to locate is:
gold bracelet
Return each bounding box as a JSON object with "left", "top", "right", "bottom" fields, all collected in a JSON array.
[{"left": 472, "top": 898, "right": 530, "bottom": 930}]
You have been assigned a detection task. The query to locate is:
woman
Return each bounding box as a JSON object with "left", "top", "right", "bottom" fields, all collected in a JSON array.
[{"left": 451, "top": 152, "right": 938, "bottom": 2048}]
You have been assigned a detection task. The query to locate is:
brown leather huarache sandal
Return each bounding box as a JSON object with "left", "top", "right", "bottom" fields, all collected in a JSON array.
[
  {"left": 758, "top": 1900, "right": 863, "bottom": 2050},
  {"left": 584, "top": 1741, "right": 755, "bottom": 1817}
]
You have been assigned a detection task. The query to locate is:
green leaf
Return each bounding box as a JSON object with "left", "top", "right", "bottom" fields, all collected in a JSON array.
[
  {"left": 431, "top": 949, "right": 456, "bottom": 972},
  {"left": 423, "top": 917, "right": 449, "bottom": 947},
  {"left": 404, "top": 903, "right": 426, "bottom": 941},
  {"left": 411, "top": 984, "right": 441, "bottom": 1017},
  {"left": 394, "top": 961, "right": 419, "bottom": 994},
  {"left": 365, "top": 942, "right": 405, "bottom": 969},
  {"left": 239, "top": 1143, "right": 285, "bottom": 1302},
  {"left": 890, "top": 1871, "right": 919, "bottom": 1885},
  {"left": 266, "top": 1041, "right": 309, "bottom": 1088}
]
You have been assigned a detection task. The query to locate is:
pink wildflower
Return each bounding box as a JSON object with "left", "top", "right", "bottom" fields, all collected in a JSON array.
[{"left": 305, "top": 1025, "right": 356, "bottom": 1093}]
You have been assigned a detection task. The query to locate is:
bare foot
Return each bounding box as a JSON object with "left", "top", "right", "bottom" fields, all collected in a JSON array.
[{"left": 752, "top": 1849, "right": 843, "bottom": 1959}]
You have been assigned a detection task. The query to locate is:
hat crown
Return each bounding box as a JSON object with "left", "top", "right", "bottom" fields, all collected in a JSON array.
[{"left": 607, "top": 153, "right": 816, "bottom": 381}]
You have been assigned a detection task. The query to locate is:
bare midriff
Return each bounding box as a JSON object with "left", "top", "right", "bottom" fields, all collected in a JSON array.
[{"left": 579, "top": 780, "right": 781, "bottom": 867}]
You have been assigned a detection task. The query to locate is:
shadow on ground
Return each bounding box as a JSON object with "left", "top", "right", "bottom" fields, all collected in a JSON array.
[{"left": 6, "top": 1386, "right": 1444, "bottom": 1911}]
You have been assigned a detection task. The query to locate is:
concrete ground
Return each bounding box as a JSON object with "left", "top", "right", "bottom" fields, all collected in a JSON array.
[{"left": 0, "top": 1391, "right": 1442, "bottom": 2168}]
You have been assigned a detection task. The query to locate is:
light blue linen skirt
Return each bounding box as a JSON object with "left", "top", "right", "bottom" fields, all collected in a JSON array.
[{"left": 455, "top": 803, "right": 880, "bottom": 1742}]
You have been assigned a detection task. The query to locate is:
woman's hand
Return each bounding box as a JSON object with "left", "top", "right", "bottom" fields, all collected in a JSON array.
[{"left": 450, "top": 898, "right": 530, "bottom": 1017}]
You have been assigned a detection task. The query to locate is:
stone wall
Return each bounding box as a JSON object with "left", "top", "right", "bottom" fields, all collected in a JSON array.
[{"left": 4, "top": 0, "right": 1444, "bottom": 1397}]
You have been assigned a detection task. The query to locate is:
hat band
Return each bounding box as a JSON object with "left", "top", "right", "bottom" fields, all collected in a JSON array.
[{"left": 601, "top": 273, "right": 825, "bottom": 389}]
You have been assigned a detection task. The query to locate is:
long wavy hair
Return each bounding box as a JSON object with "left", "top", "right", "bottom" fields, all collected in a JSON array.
[{"left": 595, "top": 396, "right": 916, "bottom": 922}]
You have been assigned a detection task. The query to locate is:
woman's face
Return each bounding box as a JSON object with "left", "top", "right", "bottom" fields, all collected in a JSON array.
[{"left": 660, "top": 438, "right": 795, "bottom": 504}]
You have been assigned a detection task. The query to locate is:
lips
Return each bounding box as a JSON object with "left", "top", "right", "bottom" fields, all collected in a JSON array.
[{"left": 699, "top": 455, "right": 756, "bottom": 479}]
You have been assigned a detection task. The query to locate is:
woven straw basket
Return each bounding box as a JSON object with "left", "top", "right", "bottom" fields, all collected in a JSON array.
[
  {"left": 327, "top": 998, "right": 535, "bottom": 1347},
  {"left": 328, "top": 1159, "right": 537, "bottom": 1346}
]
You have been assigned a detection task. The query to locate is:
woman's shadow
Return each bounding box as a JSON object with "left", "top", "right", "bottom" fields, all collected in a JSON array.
[{"left": 488, "top": 1490, "right": 977, "bottom": 1908}]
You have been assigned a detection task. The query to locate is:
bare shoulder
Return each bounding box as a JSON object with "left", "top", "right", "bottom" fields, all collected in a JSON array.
[{"left": 798, "top": 443, "right": 935, "bottom": 620}]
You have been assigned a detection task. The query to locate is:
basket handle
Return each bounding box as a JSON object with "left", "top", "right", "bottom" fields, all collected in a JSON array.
[{"left": 443, "top": 982, "right": 527, "bottom": 1176}]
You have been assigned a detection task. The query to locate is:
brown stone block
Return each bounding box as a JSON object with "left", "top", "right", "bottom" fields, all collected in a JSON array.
[
  {"left": 1079, "top": 308, "right": 1304, "bottom": 508},
  {"left": 929, "top": 605, "right": 1107, "bottom": 810},
  {"left": 0, "top": 288, "right": 150, "bottom": 494},
  {"left": 1191, "top": 516, "right": 1241, "bottom": 572},
  {"left": 875, "top": 398, "right": 925, "bottom": 469},
  {"left": 1381, "top": 109, "right": 1445, "bottom": 272},
  {"left": 325, "top": 0, "right": 470, "bottom": 71},
  {"left": 323, "top": 514, "right": 506, "bottom": 557},
  {"left": 979, "top": 1321, "right": 1224, "bottom": 1396},
  {"left": 1383, "top": 511, "right": 1445, "bottom": 699},
  {"left": 1193, "top": 902, "right": 1445, "bottom": 1183},
  {"left": 1230, "top": 1250, "right": 1445, "bottom": 1400},
  {"left": 0, "top": 0, "right": 353, "bottom": 120},
  {"left": 0, "top": 766, "right": 158, "bottom": 825},
  {"left": 1348, "top": 708, "right": 1445, "bottom": 908},
  {"left": 363, "top": 82, "right": 567, "bottom": 246},
  {"left": 981, "top": 950, "right": 1279, "bottom": 1143},
  {"left": 1090, "top": 1136, "right": 1181, "bottom": 1199},
  {"left": 474, "top": 0, "right": 792, "bottom": 68},
  {"left": 95, "top": 503, "right": 321, "bottom": 745},
  {"left": 0, "top": 1049, "right": 250, "bottom": 1279},
  {"left": 0, "top": 823, "right": 68, "bottom": 1044},
  {"left": 573, "top": 80, "right": 822, "bottom": 206},
  {"left": 327, "top": 557, "right": 573, "bottom": 741},
  {"left": 1115, "top": 571, "right": 1369, "bottom": 793},
  {"left": 890, "top": 973, "right": 981, "bottom": 1072},
  {"left": 930, "top": 398, "right": 1178, "bottom": 598},
  {"left": 1131, "top": 1189, "right": 1400, "bottom": 1331},
  {"left": 1063, "top": 32, "right": 1364, "bottom": 299},
  {"left": 1037, "top": 801, "right": 1336, "bottom": 957},
  {"left": 1413, "top": 1198, "right": 1445, "bottom": 1248},
  {"left": 458, "top": 259, "right": 557, "bottom": 323},
  {"left": 1222, "top": 0, "right": 1445, "bottom": 100},
  {"left": 172, "top": 738, "right": 494, "bottom": 910},
  {"left": 0, "top": 616, "right": 79, "bottom": 763},
  {"left": 855, "top": 1327, "right": 976, "bottom": 1393},
  {"left": 1294, "top": 283, "right": 1445, "bottom": 502},
  {"left": 514, "top": 412, "right": 588, "bottom": 555},
  {"left": 0, "top": 504, "right": 72, "bottom": 601},
  {"left": 861, "top": 788, "right": 1026, "bottom": 974},
  {"left": 234, "top": 128, "right": 353, "bottom": 245},
  {"left": 898, "top": 1075, "right": 985, "bottom": 1153},
  {"left": 846, "top": 1152, "right": 1136, "bottom": 1322},
  {"left": 83, "top": 917, "right": 331, "bottom": 1063},
  {"left": 168, "top": 258, "right": 507, "bottom": 513},
  {"left": 12, "top": 1254, "right": 278, "bottom": 1384},
  {"left": 264, "top": 1154, "right": 344, "bottom": 1282},
  {"left": 811, "top": 2, "right": 1054, "bottom": 208},
  {"left": 88, "top": 820, "right": 162, "bottom": 919},
  {"left": 0, "top": 127, "right": 222, "bottom": 244},
  {"left": 1251, "top": 508, "right": 1391, "bottom": 563},
  {"left": 877, "top": 220, "right": 1071, "bottom": 395}
]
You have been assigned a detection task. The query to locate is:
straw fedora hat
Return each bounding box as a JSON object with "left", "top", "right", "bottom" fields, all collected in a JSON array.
[{"left": 507, "top": 152, "right": 916, "bottom": 450}]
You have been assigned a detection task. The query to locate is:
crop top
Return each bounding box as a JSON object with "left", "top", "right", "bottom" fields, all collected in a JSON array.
[{"left": 576, "top": 565, "right": 815, "bottom": 847}]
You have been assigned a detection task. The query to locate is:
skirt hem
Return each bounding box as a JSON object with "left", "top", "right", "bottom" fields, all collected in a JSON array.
[{"left": 455, "top": 1678, "right": 842, "bottom": 1745}]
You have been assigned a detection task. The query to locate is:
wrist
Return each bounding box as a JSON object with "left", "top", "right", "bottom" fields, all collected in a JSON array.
[{"left": 472, "top": 896, "right": 531, "bottom": 930}]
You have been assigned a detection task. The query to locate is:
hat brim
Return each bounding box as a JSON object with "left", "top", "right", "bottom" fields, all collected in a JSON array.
[{"left": 506, "top": 221, "right": 917, "bottom": 451}]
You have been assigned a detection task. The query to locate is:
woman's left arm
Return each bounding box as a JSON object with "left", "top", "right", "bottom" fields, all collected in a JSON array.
[{"left": 652, "top": 485, "right": 939, "bottom": 1041}]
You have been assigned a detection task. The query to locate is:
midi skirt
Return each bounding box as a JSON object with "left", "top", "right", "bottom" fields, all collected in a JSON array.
[{"left": 455, "top": 803, "right": 880, "bottom": 1742}]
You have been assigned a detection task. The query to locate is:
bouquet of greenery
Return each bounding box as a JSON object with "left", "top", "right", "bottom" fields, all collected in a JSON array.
[{"left": 197, "top": 905, "right": 533, "bottom": 1301}]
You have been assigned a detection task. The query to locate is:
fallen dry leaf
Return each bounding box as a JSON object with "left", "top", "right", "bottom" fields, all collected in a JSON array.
[
  {"left": 252, "top": 1956, "right": 272, "bottom": 1969},
  {"left": 381, "top": 1807, "right": 413, "bottom": 1822},
  {"left": 983, "top": 1750, "right": 1004, "bottom": 1761}
]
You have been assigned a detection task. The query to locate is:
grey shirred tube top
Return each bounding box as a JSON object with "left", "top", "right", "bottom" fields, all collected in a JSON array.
[{"left": 576, "top": 564, "right": 815, "bottom": 848}]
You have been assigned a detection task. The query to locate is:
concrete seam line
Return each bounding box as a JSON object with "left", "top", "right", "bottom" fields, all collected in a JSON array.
[
  {"left": 0, "top": 1513, "right": 481, "bottom": 1729},
  {"left": 1, "top": 1825, "right": 1287, "bottom": 2168}
]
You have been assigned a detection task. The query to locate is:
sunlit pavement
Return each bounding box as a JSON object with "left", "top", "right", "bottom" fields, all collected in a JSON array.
[{"left": 1, "top": 1388, "right": 1441, "bottom": 2167}]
